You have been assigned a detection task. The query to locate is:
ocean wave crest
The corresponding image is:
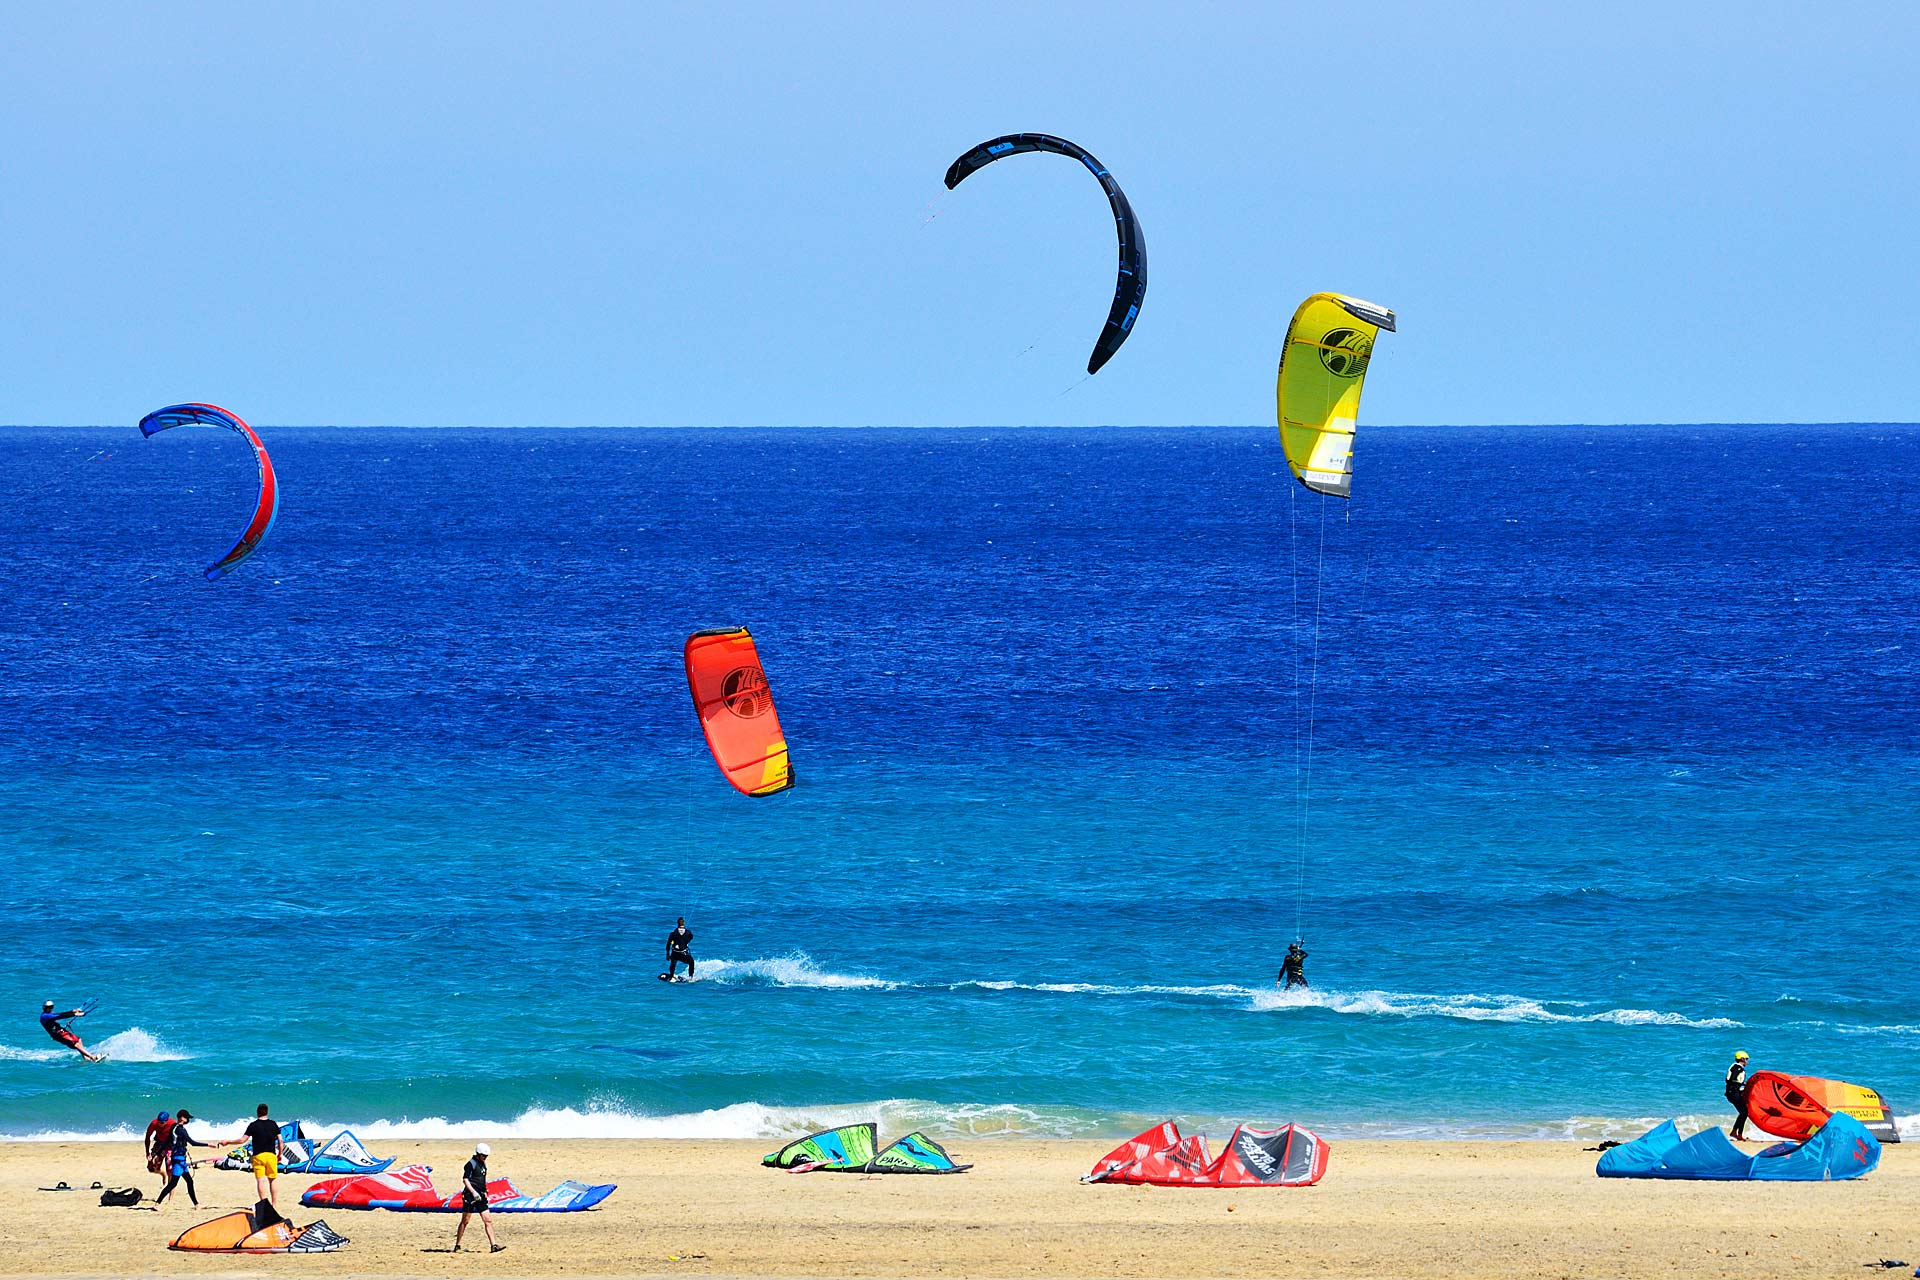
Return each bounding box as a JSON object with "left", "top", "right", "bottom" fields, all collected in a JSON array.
[{"left": 0, "top": 1098, "right": 1107, "bottom": 1144}]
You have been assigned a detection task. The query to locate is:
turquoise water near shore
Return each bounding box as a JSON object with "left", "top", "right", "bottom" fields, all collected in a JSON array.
[{"left": 2, "top": 425, "right": 1916, "bottom": 1142}]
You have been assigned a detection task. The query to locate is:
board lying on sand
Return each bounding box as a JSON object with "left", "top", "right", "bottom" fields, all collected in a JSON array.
[{"left": 302, "top": 1165, "right": 615, "bottom": 1212}]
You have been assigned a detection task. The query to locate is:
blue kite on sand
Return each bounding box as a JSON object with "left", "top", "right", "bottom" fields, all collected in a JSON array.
[{"left": 1597, "top": 1112, "right": 1880, "bottom": 1181}]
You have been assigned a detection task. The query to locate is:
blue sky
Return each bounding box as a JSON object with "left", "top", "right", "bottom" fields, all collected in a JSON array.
[{"left": 4, "top": 2, "right": 1915, "bottom": 427}]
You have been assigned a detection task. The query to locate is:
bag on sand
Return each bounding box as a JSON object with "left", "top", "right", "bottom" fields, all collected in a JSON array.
[{"left": 100, "top": 1187, "right": 144, "bottom": 1207}]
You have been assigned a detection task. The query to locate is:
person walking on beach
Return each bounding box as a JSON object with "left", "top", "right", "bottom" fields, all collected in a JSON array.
[
  {"left": 1725, "top": 1050, "right": 1751, "bottom": 1140},
  {"left": 244, "top": 1103, "right": 285, "bottom": 1205},
  {"left": 1278, "top": 942, "right": 1309, "bottom": 990},
  {"left": 39, "top": 1000, "right": 104, "bottom": 1062},
  {"left": 154, "top": 1108, "right": 213, "bottom": 1208},
  {"left": 665, "top": 917, "right": 695, "bottom": 980},
  {"left": 454, "top": 1142, "right": 504, "bottom": 1253},
  {"left": 143, "top": 1112, "right": 173, "bottom": 1171}
]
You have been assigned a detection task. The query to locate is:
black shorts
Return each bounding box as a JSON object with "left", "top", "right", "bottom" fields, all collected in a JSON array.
[{"left": 463, "top": 1195, "right": 487, "bottom": 1214}]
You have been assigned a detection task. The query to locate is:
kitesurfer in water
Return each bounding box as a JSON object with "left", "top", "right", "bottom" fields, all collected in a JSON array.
[
  {"left": 39, "top": 1000, "right": 104, "bottom": 1062},
  {"left": 1726, "top": 1050, "right": 1751, "bottom": 1140},
  {"left": 666, "top": 918, "right": 695, "bottom": 980},
  {"left": 1277, "top": 942, "right": 1308, "bottom": 990}
]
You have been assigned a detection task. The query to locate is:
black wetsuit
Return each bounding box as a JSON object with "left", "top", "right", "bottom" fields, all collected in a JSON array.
[
  {"left": 1725, "top": 1062, "right": 1748, "bottom": 1139},
  {"left": 155, "top": 1123, "right": 209, "bottom": 1205},
  {"left": 666, "top": 926, "right": 694, "bottom": 978},
  {"left": 461, "top": 1155, "right": 489, "bottom": 1214},
  {"left": 1280, "top": 948, "right": 1308, "bottom": 990}
]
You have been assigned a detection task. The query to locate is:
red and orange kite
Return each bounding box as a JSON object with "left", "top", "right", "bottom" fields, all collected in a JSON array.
[{"left": 684, "top": 628, "right": 793, "bottom": 796}]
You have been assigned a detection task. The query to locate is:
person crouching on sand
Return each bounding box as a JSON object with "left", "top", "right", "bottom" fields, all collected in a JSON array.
[{"left": 455, "top": 1142, "right": 504, "bottom": 1253}]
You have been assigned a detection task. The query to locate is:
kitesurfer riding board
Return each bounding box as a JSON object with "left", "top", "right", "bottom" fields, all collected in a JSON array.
[
  {"left": 39, "top": 1000, "right": 105, "bottom": 1062},
  {"left": 663, "top": 917, "right": 695, "bottom": 982}
]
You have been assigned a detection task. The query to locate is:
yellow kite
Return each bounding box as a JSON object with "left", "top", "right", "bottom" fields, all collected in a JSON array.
[{"left": 1276, "top": 294, "right": 1396, "bottom": 497}]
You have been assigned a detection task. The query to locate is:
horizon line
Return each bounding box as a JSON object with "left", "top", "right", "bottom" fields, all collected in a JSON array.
[{"left": 6, "top": 420, "right": 1919, "bottom": 432}]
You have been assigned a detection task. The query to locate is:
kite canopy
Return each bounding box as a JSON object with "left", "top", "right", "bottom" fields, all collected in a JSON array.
[
  {"left": 1275, "top": 294, "right": 1396, "bottom": 498},
  {"left": 1745, "top": 1071, "right": 1901, "bottom": 1142},
  {"left": 1083, "top": 1122, "right": 1327, "bottom": 1188},
  {"left": 215, "top": 1120, "right": 308, "bottom": 1171},
  {"left": 217, "top": 1123, "right": 394, "bottom": 1174},
  {"left": 866, "top": 1132, "right": 972, "bottom": 1174},
  {"left": 301, "top": 1164, "right": 615, "bottom": 1213},
  {"left": 763, "top": 1124, "right": 878, "bottom": 1171},
  {"left": 762, "top": 1124, "right": 969, "bottom": 1174},
  {"left": 170, "top": 1199, "right": 348, "bottom": 1253},
  {"left": 285, "top": 1129, "right": 393, "bottom": 1175},
  {"left": 685, "top": 628, "right": 793, "bottom": 796},
  {"left": 943, "top": 133, "right": 1147, "bottom": 375},
  {"left": 1596, "top": 1114, "right": 1881, "bottom": 1181},
  {"left": 137, "top": 402, "right": 279, "bottom": 579}
]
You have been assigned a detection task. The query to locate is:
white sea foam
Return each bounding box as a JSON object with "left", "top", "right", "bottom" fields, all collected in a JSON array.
[
  {"left": 1245, "top": 987, "right": 1741, "bottom": 1029},
  {"left": 697, "top": 954, "right": 895, "bottom": 989},
  {"left": 0, "top": 1027, "right": 190, "bottom": 1064},
  {"left": 0, "top": 1099, "right": 1102, "bottom": 1144},
  {"left": 946, "top": 978, "right": 1740, "bottom": 1029},
  {"left": 954, "top": 979, "right": 1249, "bottom": 998},
  {"left": 7, "top": 1102, "right": 1814, "bottom": 1146}
]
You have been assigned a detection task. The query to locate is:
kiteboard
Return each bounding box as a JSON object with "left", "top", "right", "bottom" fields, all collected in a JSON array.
[{"left": 657, "top": 974, "right": 690, "bottom": 984}]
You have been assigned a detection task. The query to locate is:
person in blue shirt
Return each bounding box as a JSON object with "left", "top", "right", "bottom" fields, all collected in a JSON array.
[{"left": 39, "top": 1001, "right": 103, "bottom": 1062}]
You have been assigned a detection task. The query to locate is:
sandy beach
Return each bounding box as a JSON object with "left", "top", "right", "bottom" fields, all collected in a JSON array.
[{"left": 0, "top": 1137, "right": 1911, "bottom": 1278}]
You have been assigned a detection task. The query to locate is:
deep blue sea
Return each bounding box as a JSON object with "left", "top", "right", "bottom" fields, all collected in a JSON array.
[{"left": 2, "top": 424, "right": 1916, "bottom": 1145}]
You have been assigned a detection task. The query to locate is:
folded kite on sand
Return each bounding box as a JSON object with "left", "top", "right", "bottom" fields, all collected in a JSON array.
[
  {"left": 1082, "top": 1121, "right": 1328, "bottom": 1187},
  {"left": 762, "top": 1124, "right": 971, "bottom": 1174},
  {"left": 301, "top": 1164, "right": 615, "bottom": 1212},
  {"left": 1744, "top": 1071, "right": 1901, "bottom": 1143},
  {"left": 170, "top": 1199, "right": 348, "bottom": 1253},
  {"left": 1596, "top": 1113, "right": 1881, "bottom": 1181},
  {"left": 216, "top": 1124, "right": 394, "bottom": 1175}
]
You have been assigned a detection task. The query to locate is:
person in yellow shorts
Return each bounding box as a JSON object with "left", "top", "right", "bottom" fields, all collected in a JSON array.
[{"left": 243, "top": 1103, "right": 285, "bottom": 1205}]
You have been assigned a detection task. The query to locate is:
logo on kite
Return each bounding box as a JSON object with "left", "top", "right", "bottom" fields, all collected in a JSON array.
[
  {"left": 721, "top": 667, "right": 772, "bottom": 718},
  {"left": 1317, "top": 329, "right": 1373, "bottom": 379}
]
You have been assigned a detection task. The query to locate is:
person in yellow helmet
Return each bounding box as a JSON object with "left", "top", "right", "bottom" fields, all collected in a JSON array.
[{"left": 1725, "top": 1050, "right": 1751, "bottom": 1140}]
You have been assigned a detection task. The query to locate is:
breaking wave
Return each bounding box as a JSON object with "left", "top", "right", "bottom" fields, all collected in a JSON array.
[
  {"left": 1, "top": 1099, "right": 1108, "bottom": 1144},
  {"left": 14, "top": 1100, "right": 1853, "bottom": 1145}
]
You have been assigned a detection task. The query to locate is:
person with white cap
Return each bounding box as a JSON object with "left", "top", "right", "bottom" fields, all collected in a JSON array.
[
  {"left": 39, "top": 1000, "right": 103, "bottom": 1062},
  {"left": 1725, "top": 1050, "right": 1752, "bottom": 1140},
  {"left": 455, "top": 1142, "right": 504, "bottom": 1253}
]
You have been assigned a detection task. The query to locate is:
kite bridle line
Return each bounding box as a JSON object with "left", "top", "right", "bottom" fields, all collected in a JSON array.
[{"left": 1298, "top": 494, "right": 1328, "bottom": 944}]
